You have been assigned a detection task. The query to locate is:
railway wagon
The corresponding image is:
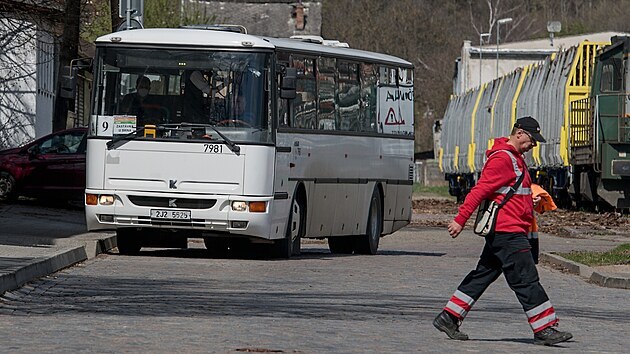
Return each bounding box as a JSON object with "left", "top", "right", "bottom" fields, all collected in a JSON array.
[{"left": 438, "top": 37, "right": 630, "bottom": 209}]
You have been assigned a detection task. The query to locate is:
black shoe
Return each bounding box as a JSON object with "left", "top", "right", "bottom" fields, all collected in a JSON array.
[
  {"left": 534, "top": 326, "right": 573, "bottom": 346},
  {"left": 433, "top": 311, "right": 469, "bottom": 340}
]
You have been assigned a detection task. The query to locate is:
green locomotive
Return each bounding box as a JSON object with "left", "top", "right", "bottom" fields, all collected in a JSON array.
[{"left": 570, "top": 36, "right": 630, "bottom": 209}]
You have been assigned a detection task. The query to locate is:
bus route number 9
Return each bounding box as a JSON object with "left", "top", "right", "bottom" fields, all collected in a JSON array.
[{"left": 204, "top": 144, "right": 223, "bottom": 153}]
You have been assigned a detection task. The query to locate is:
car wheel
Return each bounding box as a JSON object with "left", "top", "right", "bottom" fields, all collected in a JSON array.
[
  {"left": 354, "top": 188, "right": 382, "bottom": 255},
  {"left": 116, "top": 229, "right": 142, "bottom": 255},
  {"left": 0, "top": 172, "right": 17, "bottom": 202}
]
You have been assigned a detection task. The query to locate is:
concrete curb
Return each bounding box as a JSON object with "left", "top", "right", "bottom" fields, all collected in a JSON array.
[
  {"left": 540, "top": 252, "right": 629, "bottom": 290},
  {"left": 0, "top": 235, "right": 116, "bottom": 295}
]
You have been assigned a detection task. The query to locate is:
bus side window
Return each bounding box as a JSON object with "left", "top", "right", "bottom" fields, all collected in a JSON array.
[
  {"left": 317, "top": 57, "right": 336, "bottom": 130},
  {"left": 360, "top": 63, "right": 377, "bottom": 132},
  {"left": 292, "top": 56, "right": 317, "bottom": 129},
  {"left": 277, "top": 64, "right": 289, "bottom": 127},
  {"left": 337, "top": 61, "right": 360, "bottom": 132}
]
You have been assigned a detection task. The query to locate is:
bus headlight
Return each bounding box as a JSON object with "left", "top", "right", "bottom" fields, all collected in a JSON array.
[
  {"left": 99, "top": 195, "right": 115, "bottom": 205},
  {"left": 231, "top": 201, "right": 248, "bottom": 211}
]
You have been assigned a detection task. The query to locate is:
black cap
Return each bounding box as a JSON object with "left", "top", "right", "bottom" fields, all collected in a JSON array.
[{"left": 514, "top": 116, "right": 546, "bottom": 143}]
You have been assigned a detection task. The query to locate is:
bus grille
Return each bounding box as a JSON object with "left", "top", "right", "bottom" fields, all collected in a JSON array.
[
  {"left": 128, "top": 196, "right": 217, "bottom": 209},
  {"left": 113, "top": 215, "right": 228, "bottom": 229}
]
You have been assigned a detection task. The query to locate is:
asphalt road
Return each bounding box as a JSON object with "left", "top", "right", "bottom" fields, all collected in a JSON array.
[{"left": 1, "top": 223, "right": 628, "bottom": 353}]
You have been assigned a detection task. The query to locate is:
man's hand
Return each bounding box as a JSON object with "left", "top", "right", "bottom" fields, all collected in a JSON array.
[
  {"left": 533, "top": 195, "right": 542, "bottom": 208},
  {"left": 447, "top": 220, "right": 464, "bottom": 238}
]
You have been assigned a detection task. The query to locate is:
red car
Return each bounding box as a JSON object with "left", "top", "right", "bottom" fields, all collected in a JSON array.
[{"left": 0, "top": 127, "right": 87, "bottom": 202}]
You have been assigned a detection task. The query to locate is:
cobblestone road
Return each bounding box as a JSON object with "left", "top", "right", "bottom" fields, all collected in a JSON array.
[{"left": 1, "top": 226, "right": 627, "bottom": 353}]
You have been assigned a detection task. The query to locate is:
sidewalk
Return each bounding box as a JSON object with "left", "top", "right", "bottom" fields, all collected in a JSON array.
[{"left": 0, "top": 201, "right": 116, "bottom": 294}]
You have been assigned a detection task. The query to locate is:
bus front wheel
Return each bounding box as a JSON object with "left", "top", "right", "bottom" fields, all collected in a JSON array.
[
  {"left": 354, "top": 189, "right": 382, "bottom": 255},
  {"left": 271, "top": 196, "right": 303, "bottom": 258}
]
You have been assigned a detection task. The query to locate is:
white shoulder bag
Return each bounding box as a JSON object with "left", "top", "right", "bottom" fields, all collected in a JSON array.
[{"left": 473, "top": 164, "right": 525, "bottom": 237}]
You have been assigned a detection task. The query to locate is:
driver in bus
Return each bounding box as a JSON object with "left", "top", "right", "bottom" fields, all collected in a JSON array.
[{"left": 121, "top": 76, "right": 151, "bottom": 116}]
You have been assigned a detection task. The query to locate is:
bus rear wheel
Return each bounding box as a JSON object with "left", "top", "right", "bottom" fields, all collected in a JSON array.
[
  {"left": 116, "top": 229, "right": 142, "bottom": 255},
  {"left": 354, "top": 189, "right": 382, "bottom": 255}
]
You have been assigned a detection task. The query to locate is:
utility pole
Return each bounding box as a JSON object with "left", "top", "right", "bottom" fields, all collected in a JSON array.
[
  {"left": 496, "top": 18, "right": 513, "bottom": 78},
  {"left": 479, "top": 32, "right": 490, "bottom": 87}
]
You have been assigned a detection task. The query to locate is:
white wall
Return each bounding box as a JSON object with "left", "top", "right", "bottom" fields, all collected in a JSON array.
[{"left": 0, "top": 18, "right": 37, "bottom": 149}]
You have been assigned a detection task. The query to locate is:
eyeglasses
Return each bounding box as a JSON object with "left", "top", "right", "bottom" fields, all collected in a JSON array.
[{"left": 520, "top": 130, "right": 537, "bottom": 147}]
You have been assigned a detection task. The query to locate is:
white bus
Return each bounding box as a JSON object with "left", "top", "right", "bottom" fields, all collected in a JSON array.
[{"left": 85, "top": 27, "right": 414, "bottom": 257}]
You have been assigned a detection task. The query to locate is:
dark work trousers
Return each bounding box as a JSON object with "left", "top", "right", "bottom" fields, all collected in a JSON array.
[
  {"left": 457, "top": 232, "right": 550, "bottom": 312},
  {"left": 528, "top": 237, "right": 540, "bottom": 264}
]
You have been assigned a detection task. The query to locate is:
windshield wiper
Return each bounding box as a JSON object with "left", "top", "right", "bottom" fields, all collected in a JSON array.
[
  {"left": 106, "top": 126, "right": 148, "bottom": 150},
  {"left": 106, "top": 123, "right": 241, "bottom": 155},
  {"left": 166, "top": 122, "right": 241, "bottom": 155}
]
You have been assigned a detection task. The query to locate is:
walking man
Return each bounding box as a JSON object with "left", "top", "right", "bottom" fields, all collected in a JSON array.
[{"left": 433, "top": 117, "right": 573, "bottom": 346}]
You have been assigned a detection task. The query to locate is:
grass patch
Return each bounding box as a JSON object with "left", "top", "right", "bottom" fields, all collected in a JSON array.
[
  {"left": 559, "top": 243, "right": 630, "bottom": 266},
  {"left": 413, "top": 184, "right": 450, "bottom": 197}
]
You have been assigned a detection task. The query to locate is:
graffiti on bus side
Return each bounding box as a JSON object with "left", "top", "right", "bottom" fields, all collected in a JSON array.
[{"left": 378, "top": 87, "right": 414, "bottom": 136}]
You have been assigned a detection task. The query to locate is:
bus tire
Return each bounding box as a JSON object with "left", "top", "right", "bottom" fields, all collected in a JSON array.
[
  {"left": 354, "top": 188, "right": 382, "bottom": 255},
  {"left": 272, "top": 195, "right": 304, "bottom": 258},
  {"left": 328, "top": 236, "right": 354, "bottom": 254},
  {"left": 116, "top": 229, "right": 142, "bottom": 255},
  {"left": 0, "top": 171, "right": 17, "bottom": 202}
]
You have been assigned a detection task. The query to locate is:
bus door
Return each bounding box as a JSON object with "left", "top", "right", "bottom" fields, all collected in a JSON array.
[{"left": 272, "top": 63, "right": 295, "bottom": 239}]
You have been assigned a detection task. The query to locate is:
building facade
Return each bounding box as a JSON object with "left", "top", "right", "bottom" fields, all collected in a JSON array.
[{"left": 191, "top": 0, "right": 322, "bottom": 37}]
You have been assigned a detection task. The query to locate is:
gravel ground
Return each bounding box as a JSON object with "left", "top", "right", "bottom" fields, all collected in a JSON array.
[{"left": 411, "top": 196, "right": 630, "bottom": 241}]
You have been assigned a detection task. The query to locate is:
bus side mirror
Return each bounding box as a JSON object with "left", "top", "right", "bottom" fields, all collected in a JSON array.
[
  {"left": 60, "top": 58, "right": 93, "bottom": 100},
  {"left": 280, "top": 67, "right": 297, "bottom": 100},
  {"left": 59, "top": 66, "right": 78, "bottom": 99}
]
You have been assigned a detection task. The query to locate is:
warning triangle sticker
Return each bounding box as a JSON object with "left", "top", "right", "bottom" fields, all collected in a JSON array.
[{"left": 384, "top": 107, "right": 405, "bottom": 125}]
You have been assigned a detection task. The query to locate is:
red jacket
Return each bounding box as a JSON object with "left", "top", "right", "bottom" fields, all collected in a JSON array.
[{"left": 454, "top": 137, "right": 533, "bottom": 234}]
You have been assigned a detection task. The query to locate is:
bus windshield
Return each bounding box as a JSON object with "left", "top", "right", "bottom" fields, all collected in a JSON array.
[{"left": 91, "top": 47, "right": 271, "bottom": 143}]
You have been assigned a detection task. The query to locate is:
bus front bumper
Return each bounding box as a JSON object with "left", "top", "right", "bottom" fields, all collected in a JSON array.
[{"left": 84, "top": 189, "right": 275, "bottom": 239}]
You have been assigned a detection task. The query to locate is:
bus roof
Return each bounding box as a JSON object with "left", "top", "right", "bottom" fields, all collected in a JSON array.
[
  {"left": 261, "top": 37, "right": 413, "bottom": 68},
  {"left": 95, "top": 28, "right": 275, "bottom": 49},
  {"left": 95, "top": 28, "right": 413, "bottom": 68}
]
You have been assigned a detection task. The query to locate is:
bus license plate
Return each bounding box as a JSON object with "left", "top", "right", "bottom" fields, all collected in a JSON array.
[{"left": 150, "top": 209, "right": 191, "bottom": 220}]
